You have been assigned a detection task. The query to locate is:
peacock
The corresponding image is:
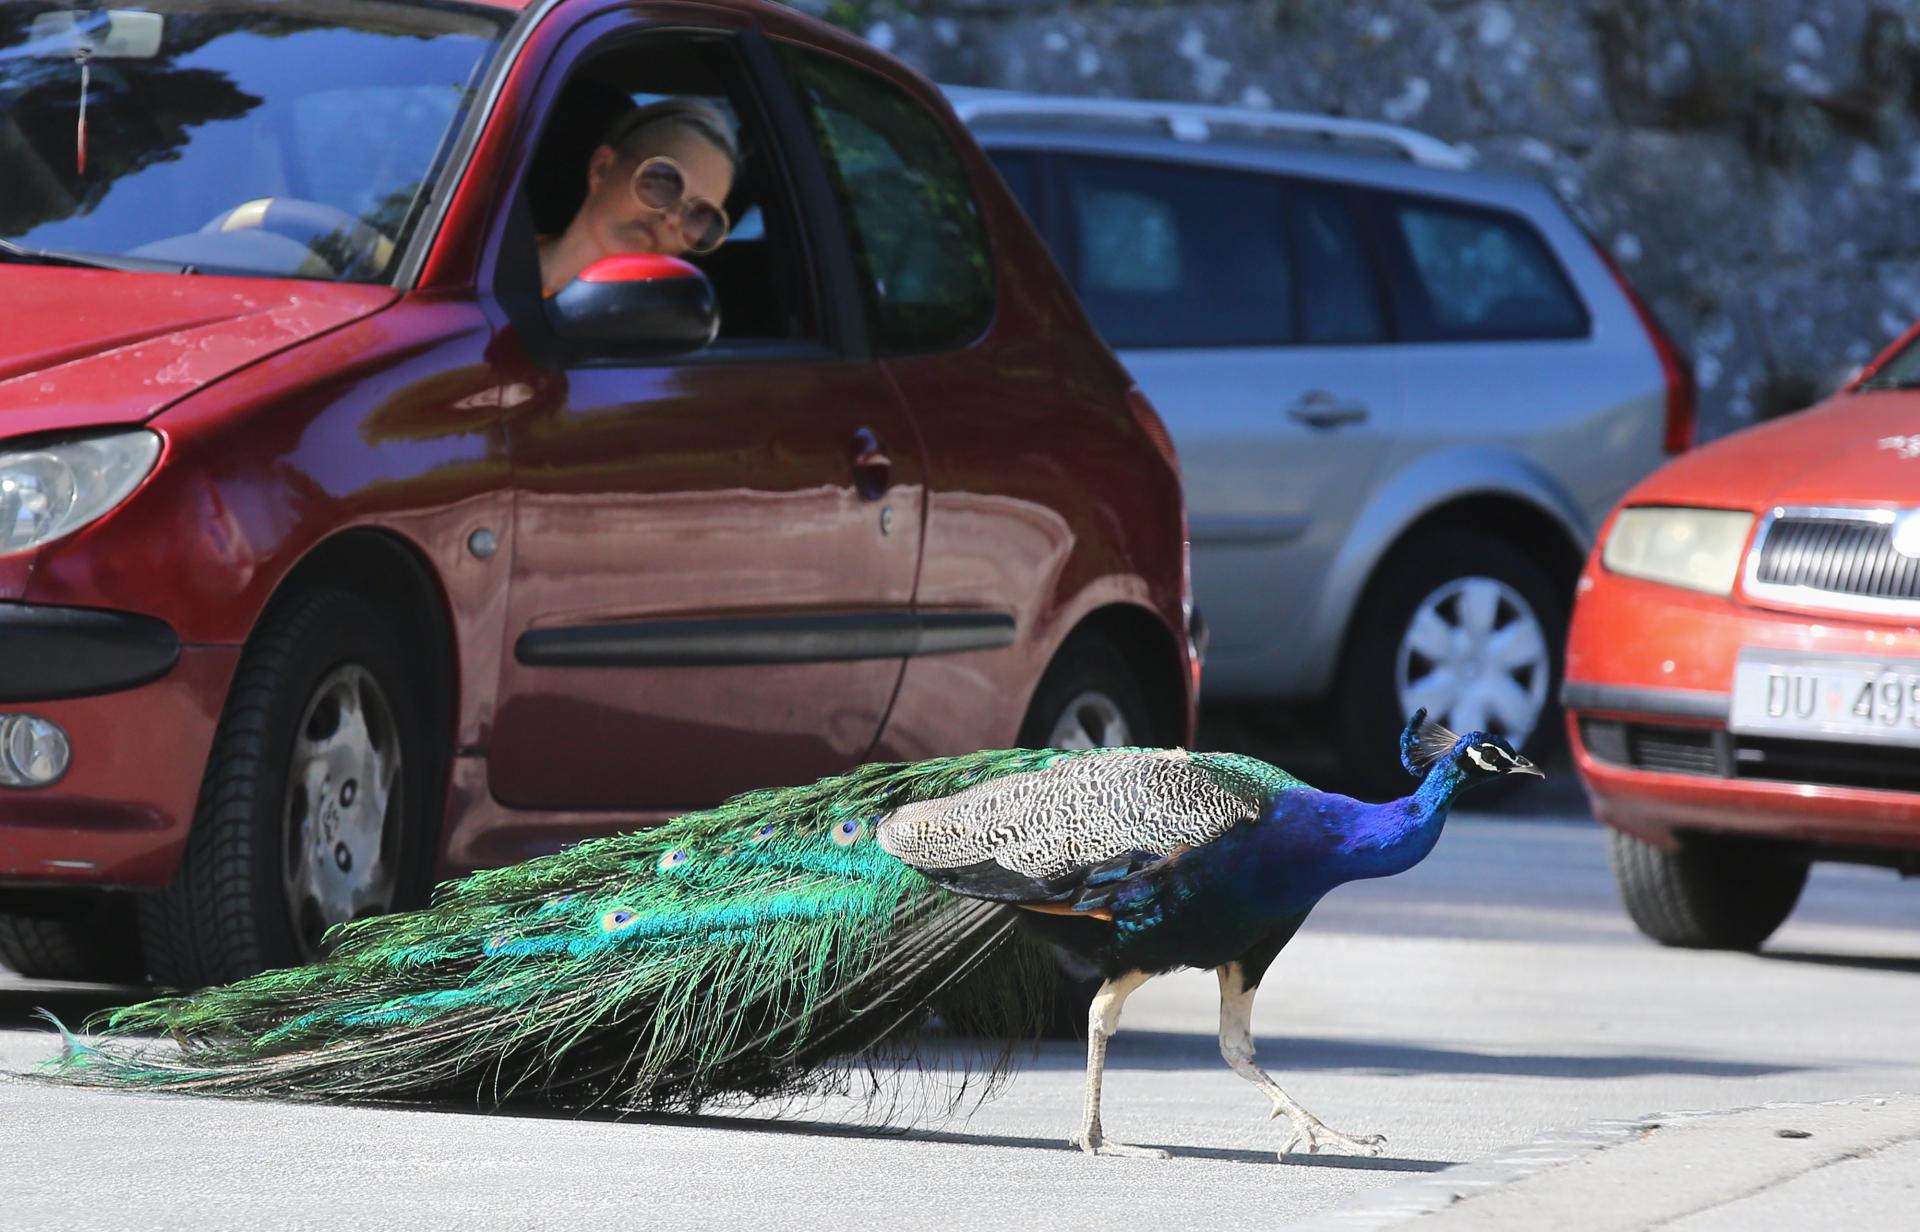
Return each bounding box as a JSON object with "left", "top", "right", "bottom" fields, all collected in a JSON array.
[{"left": 38, "top": 710, "right": 1539, "bottom": 1159}]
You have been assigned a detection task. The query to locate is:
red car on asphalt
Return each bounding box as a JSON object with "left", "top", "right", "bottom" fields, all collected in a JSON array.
[
  {"left": 0, "top": 0, "right": 1195, "bottom": 986},
  {"left": 1566, "top": 322, "right": 1920, "bottom": 949}
]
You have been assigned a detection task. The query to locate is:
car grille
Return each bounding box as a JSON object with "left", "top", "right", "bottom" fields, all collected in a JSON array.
[
  {"left": 1582, "top": 719, "right": 1920, "bottom": 793},
  {"left": 1751, "top": 512, "right": 1920, "bottom": 601}
]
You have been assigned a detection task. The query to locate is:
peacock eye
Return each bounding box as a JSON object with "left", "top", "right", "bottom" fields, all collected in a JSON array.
[
  {"left": 657, "top": 849, "right": 690, "bottom": 872},
  {"left": 748, "top": 824, "right": 777, "bottom": 843},
  {"left": 546, "top": 895, "right": 575, "bottom": 909},
  {"left": 831, "top": 818, "right": 862, "bottom": 847},
  {"left": 601, "top": 908, "right": 638, "bottom": 932},
  {"left": 485, "top": 933, "right": 512, "bottom": 953}
]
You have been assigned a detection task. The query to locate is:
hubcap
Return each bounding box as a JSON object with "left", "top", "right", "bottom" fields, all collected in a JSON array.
[
  {"left": 1395, "top": 576, "right": 1549, "bottom": 746},
  {"left": 282, "top": 665, "right": 403, "bottom": 959},
  {"left": 1047, "top": 690, "right": 1133, "bottom": 749}
]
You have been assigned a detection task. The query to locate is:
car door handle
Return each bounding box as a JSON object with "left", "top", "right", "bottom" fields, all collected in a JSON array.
[
  {"left": 850, "top": 427, "right": 892, "bottom": 500},
  {"left": 1285, "top": 391, "right": 1369, "bottom": 428}
]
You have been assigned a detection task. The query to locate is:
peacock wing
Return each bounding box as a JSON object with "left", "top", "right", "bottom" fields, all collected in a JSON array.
[{"left": 875, "top": 748, "right": 1304, "bottom": 904}]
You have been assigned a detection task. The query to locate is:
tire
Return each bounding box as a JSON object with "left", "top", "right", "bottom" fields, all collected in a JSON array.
[
  {"left": 1337, "top": 529, "right": 1566, "bottom": 796},
  {"left": 0, "top": 899, "right": 143, "bottom": 982},
  {"left": 1016, "top": 633, "right": 1155, "bottom": 1038},
  {"left": 1018, "top": 634, "right": 1157, "bottom": 750},
  {"left": 139, "top": 587, "right": 438, "bottom": 989},
  {"left": 1609, "top": 829, "right": 1809, "bottom": 951}
]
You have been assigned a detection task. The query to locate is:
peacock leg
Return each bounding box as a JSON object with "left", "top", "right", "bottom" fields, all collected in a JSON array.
[
  {"left": 1070, "top": 970, "right": 1166, "bottom": 1159},
  {"left": 1216, "top": 963, "right": 1386, "bottom": 1160}
]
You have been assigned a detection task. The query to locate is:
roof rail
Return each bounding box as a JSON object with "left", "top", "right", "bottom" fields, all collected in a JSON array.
[{"left": 942, "top": 86, "right": 1473, "bottom": 171}]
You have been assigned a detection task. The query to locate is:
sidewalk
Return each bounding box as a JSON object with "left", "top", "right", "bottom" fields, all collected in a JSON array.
[{"left": 1291, "top": 1093, "right": 1920, "bottom": 1231}]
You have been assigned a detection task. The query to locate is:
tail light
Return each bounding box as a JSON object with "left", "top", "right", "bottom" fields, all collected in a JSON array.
[{"left": 1590, "top": 239, "right": 1696, "bottom": 454}]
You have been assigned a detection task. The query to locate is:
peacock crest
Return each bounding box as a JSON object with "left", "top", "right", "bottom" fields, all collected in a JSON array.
[{"left": 1408, "top": 716, "right": 1463, "bottom": 770}]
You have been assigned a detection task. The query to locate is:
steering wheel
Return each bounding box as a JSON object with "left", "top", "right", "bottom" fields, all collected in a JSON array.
[{"left": 201, "top": 198, "right": 395, "bottom": 279}]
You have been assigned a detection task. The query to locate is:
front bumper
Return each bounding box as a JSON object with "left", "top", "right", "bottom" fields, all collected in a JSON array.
[
  {"left": 1564, "top": 572, "right": 1920, "bottom": 854},
  {"left": 0, "top": 603, "right": 234, "bottom": 888}
]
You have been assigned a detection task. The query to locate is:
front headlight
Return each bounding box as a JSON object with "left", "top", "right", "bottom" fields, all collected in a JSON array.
[
  {"left": 1602, "top": 506, "right": 1754, "bottom": 595},
  {"left": 0, "top": 431, "right": 162, "bottom": 556}
]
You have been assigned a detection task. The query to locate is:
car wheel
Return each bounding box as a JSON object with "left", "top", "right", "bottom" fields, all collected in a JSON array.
[
  {"left": 1016, "top": 634, "right": 1155, "bottom": 1038},
  {"left": 1018, "top": 634, "right": 1154, "bottom": 751},
  {"left": 139, "top": 587, "right": 436, "bottom": 989},
  {"left": 1609, "top": 829, "right": 1809, "bottom": 950},
  {"left": 0, "top": 899, "right": 143, "bottom": 982},
  {"left": 1338, "top": 529, "right": 1565, "bottom": 795}
]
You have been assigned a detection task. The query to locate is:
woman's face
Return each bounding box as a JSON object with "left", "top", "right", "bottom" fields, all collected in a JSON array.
[{"left": 581, "top": 125, "right": 734, "bottom": 258}]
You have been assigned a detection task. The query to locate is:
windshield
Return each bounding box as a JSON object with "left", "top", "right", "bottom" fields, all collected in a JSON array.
[{"left": 0, "top": 1, "right": 506, "bottom": 282}]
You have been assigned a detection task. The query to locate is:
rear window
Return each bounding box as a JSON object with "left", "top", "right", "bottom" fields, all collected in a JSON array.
[
  {"left": 780, "top": 46, "right": 994, "bottom": 356},
  {"left": 1290, "top": 185, "right": 1385, "bottom": 344},
  {"left": 1378, "top": 194, "right": 1588, "bottom": 341},
  {"left": 985, "top": 149, "right": 1043, "bottom": 231},
  {"left": 1061, "top": 155, "right": 1293, "bottom": 349}
]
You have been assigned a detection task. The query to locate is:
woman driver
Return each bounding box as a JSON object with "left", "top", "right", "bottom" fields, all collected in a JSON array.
[{"left": 538, "top": 98, "right": 739, "bottom": 297}]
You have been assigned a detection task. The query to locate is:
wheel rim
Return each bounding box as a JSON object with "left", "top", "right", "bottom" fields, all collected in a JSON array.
[
  {"left": 281, "top": 665, "right": 404, "bottom": 959},
  {"left": 1394, "top": 575, "right": 1549, "bottom": 746},
  {"left": 1047, "top": 690, "right": 1133, "bottom": 749}
]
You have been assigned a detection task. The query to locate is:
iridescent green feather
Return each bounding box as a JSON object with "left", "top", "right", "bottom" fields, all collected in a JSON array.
[{"left": 40, "top": 745, "right": 1163, "bottom": 1109}]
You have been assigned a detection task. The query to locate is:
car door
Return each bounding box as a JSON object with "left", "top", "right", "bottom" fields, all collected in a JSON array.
[
  {"left": 1048, "top": 155, "right": 1406, "bottom": 682},
  {"left": 485, "top": 24, "right": 924, "bottom": 812}
]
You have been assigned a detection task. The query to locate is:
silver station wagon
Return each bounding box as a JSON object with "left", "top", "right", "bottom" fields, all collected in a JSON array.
[{"left": 953, "top": 88, "right": 1689, "bottom": 785}]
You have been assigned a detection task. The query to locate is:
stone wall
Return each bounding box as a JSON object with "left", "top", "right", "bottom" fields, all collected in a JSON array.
[{"left": 793, "top": 0, "right": 1920, "bottom": 440}]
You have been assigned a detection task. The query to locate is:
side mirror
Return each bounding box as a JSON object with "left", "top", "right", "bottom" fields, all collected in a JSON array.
[
  {"left": 545, "top": 254, "right": 718, "bottom": 358},
  {"left": 30, "top": 10, "right": 164, "bottom": 59}
]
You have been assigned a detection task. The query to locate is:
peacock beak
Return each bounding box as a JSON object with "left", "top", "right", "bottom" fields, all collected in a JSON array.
[{"left": 1508, "top": 757, "right": 1545, "bottom": 778}]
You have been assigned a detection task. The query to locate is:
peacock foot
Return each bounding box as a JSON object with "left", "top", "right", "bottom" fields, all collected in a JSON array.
[
  {"left": 1272, "top": 1106, "right": 1386, "bottom": 1159},
  {"left": 1071, "top": 1129, "right": 1171, "bottom": 1159}
]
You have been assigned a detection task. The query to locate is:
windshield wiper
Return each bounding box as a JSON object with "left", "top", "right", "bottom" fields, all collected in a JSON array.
[
  {"left": 0, "top": 238, "right": 192, "bottom": 275},
  {"left": 1860, "top": 377, "right": 1920, "bottom": 392}
]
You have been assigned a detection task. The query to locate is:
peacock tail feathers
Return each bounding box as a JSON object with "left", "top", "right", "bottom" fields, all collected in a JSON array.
[{"left": 40, "top": 746, "right": 1163, "bottom": 1110}]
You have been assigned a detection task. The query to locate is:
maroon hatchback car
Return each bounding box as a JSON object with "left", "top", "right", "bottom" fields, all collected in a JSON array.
[{"left": 0, "top": 0, "right": 1195, "bottom": 986}]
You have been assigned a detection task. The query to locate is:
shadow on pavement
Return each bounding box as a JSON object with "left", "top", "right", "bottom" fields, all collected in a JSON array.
[
  {"left": 473, "top": 1101, "right": 1458, "bottom": 1172},
  {"left": 1016, "top": 1029, "right": 1804, "bottom": 1081},
  {"left": 1758, "top": 949, "right": 1920, "bottom": 975}
]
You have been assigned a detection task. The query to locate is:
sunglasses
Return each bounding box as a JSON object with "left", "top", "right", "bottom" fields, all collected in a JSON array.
[{"left": 631, "top": 156, "right": 729, "bottom": 255}]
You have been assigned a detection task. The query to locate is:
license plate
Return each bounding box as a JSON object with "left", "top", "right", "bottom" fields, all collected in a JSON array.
[{"left": 1730, "top": 650, "right": 1920, "bottom": 747}]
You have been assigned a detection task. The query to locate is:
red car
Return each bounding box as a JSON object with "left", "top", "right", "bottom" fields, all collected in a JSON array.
[
  {"left": 1566, "top": 321, "right": 1920, "bottom": 949},
  {"left": 0, "top": 0, "right": 1194, "bottom": 986}
]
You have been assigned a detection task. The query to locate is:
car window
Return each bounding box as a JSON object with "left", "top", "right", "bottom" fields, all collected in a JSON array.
[
  {"left": 985, "top": 150, "right": 1043, "bottom": 231},
  {"left": 0, "top": 1, "right": 504, "bottom": 283},
  {"left": 1863, "top": 332, "right": 1920, "bottom": 389},
  {"left": 1290, "top": 187, "right": 1385, "bottom": 344},
  {"left": 1381, "top": 195, "right": 1587, "bottom": 341},
  {"left": 1059, "top": 156, "right": 1293, "bottom": 349},
  {"left": 778, "top": 47, "right": 994, "bottom": 356},
  {"left": 517, "top": 37, "right": 819, "bottom": 348}
]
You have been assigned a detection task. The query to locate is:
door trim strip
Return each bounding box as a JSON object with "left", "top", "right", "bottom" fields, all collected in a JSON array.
[{"left": 516, "top": 611, "right": 1016, "bottom": 667}]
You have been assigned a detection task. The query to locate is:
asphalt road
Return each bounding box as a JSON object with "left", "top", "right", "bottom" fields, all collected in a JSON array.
[{"left": 5, "top": 788, "right": 1918, "bottom": 1230}]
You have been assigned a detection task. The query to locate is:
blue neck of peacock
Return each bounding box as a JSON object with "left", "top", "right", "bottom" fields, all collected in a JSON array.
[{"left": 1332, "top": 758, "right": 1468, "bottom": 882}]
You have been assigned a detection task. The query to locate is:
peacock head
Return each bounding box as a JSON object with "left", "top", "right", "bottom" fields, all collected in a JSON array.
[{"left": 1397, "top": 708, "right": 1543, "bottom": 785}]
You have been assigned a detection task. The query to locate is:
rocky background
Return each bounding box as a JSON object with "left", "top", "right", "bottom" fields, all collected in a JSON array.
[{"left": 790, "top": 0, "right": 1920, "bottom": 441}]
